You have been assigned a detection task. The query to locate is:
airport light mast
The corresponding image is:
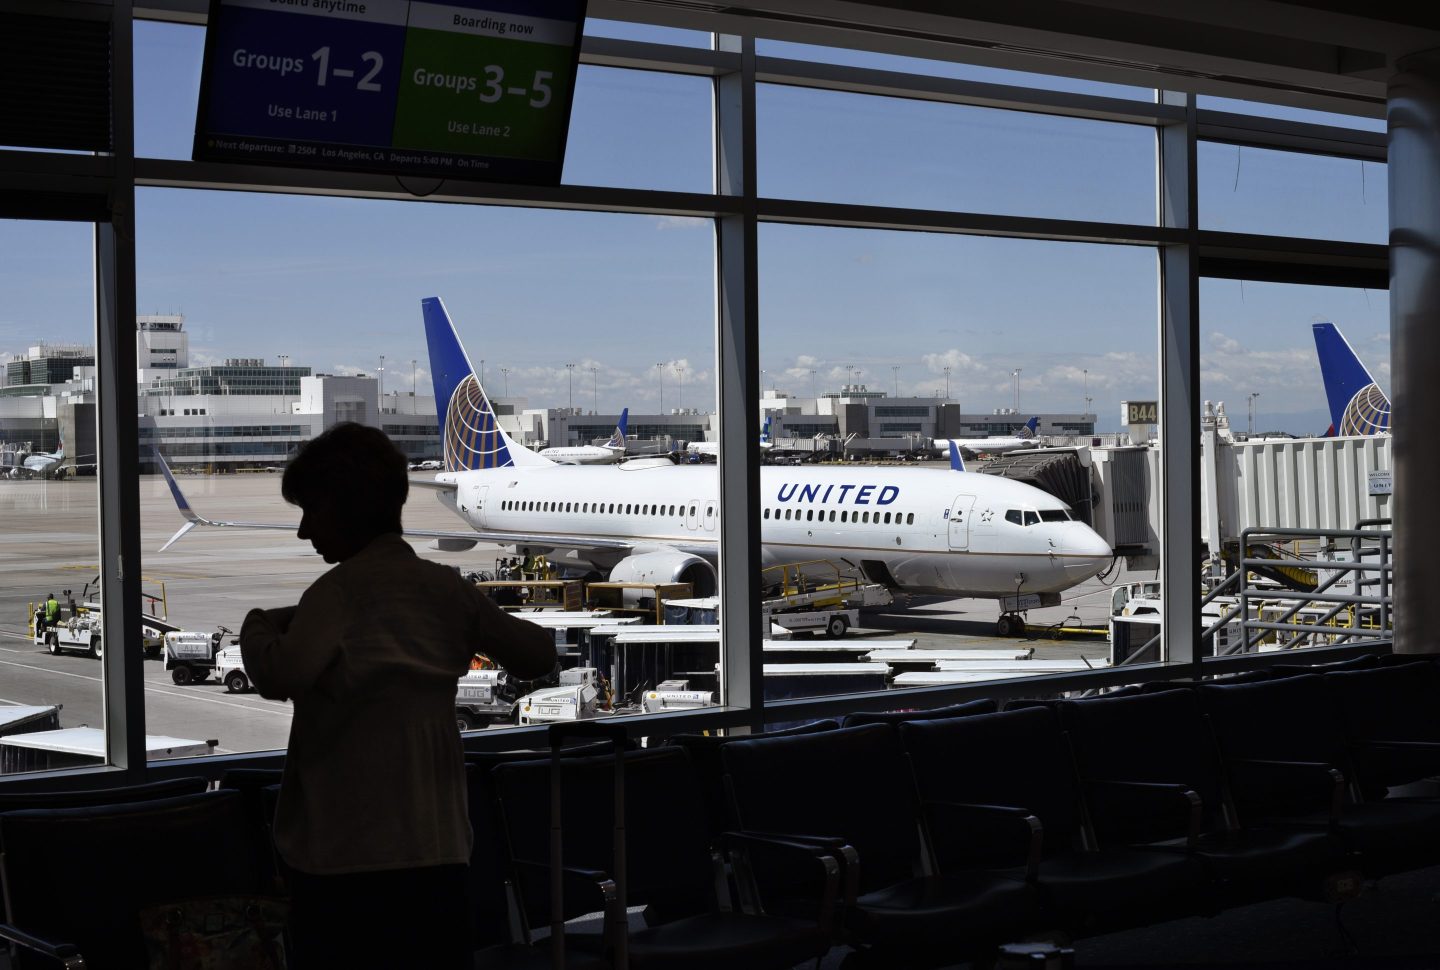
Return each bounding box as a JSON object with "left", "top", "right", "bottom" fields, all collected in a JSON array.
[
  {"left": 566, "top": 362, "right": 575, "bottom": 411},
  {"left": 1011, "top": 368, "right": 1022, "bottom": 412},
  {"left": 1248, "top": 391, "right": 1260, "bottom": 435}
]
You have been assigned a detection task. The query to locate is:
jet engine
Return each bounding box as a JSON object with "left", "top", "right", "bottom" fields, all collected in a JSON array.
[{"left": 608, "top": 551, "right": 717, "bottom": 596}]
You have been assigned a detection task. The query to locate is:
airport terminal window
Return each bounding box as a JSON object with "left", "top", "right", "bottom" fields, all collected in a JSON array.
[
  {"left": 1197, "top": 277, "right": 1392, "bottom": 657},
  {"left": 758, "top": 84, "right": 1158, "bottom": 224},
  {"left": 0, "top": 219, "right": 106, "bottom": 774},
  {"left": 6, "top": 9, "right": 1400, "bottom": 778},
  {"left": 133, "top": 190, "right": 715, "bottom": 752},
  {"left": 1199, "top": 142, "right": 1386, "bottom": 244}
]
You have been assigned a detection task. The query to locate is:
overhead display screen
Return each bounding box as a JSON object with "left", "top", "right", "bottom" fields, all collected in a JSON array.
[{"left": 193, "top": 0, "right": 587, "bottom": 184}]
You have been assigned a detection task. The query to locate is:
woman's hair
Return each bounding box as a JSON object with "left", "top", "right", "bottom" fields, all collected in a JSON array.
[{"left": 281, "top": 423, "right": 408, "bottom": 537}]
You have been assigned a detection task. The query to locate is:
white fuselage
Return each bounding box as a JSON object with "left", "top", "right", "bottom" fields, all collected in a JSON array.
[
  {"left": 434, "top": 463, "right": 1111, "bottom": 598},
  {"left": 940, "top": 437, "right": 1038, "bottom": 456},
  {"left": 535, "top": 444, "right": 624, "bottom": 464}
]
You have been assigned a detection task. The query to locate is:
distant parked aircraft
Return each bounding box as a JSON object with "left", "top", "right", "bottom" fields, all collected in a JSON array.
[
  {"left": 1312, "top": 322, "right": 1390, "bottom": 436},
  {"left": 937, "top": 417, "right": 1041, "bottom": 459},
  {"left": 538, "top": 408, "right": 629, "bottom": 464}
]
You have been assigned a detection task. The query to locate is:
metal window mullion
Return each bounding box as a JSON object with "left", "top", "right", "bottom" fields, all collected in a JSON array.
[
  {"left": 98, "top": 0, "right": 146, "bottom": 774},
  {"left": 714, "top": 33, "right": 763, "bottom": 729},
  {"left": 1158, "top": 90, "right": 1201, "bottom": 674}
]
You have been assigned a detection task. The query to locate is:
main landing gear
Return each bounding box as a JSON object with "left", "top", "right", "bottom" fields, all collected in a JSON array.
[{"left": 996, "top": 614, "right": 1027, "bottom": 638}]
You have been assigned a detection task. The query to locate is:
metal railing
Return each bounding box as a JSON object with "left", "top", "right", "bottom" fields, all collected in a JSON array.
[{"left": 1231, "top": 522, "right": 1391, "bottom": 654}]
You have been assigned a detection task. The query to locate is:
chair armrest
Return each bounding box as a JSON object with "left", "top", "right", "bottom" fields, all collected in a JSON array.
[
  {"left": 1226, "top": 758, "right": 1346, "bottom": 825},
  {"left": 923, "top": 801, "right": 1043, "bottom": 881},
  {"left": 1085, "top": 779, "right": 1203, "bottom": 848},
  {"left": 0, "top": 921, "right": 84, "bottom": 970},
  {"left": 728, "top": 830, "right": 860, "bottom": 908},
  {"left": 719, "top": 831, "right": 843, "bottom": 928},
  {"left": 1353, "top": 740, "right": 1440, "bottom": 753},
  {"left": 509, "top": 858, "right": 622, "bottom": 946}
]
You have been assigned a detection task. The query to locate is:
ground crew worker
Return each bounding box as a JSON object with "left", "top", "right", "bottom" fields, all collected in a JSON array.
[{"left": 41, "top": 593, "right": 60, "bottom": 635}]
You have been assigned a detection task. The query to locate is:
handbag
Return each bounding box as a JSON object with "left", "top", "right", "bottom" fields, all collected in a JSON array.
[{"left": 139, "top": 895, "right": 289, "bottom": 970}]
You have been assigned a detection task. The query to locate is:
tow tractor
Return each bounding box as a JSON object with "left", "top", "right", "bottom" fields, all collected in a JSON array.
[
  {"left": 214, "top": 645, "right": 253, "bottom": 693},
  {"left": 760, "top": 560, "right": 893, "bottom": 638},
  {"left": 164, "top": 625, "right": 234, "bottom": 685},
  {"left": 455, "top": 668, "right": 523, "bottom": 729}
]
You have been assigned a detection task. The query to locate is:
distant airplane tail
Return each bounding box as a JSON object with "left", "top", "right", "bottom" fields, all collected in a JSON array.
[
  {"left": 948, "top": 440, "right": 966, "bottom": 472},
  {"left": 421, "top": 297, "right": 553, "bottom": 470},
  {"left": 1312, "top": 322, "right": 1391, "bottom": 436},
  {"left": 760, "top": 416, "right": 772, "bottom": 445},
  {"left": 1017, "top": 417, "right": 1039, "bottom": 439},
  {"left": 604, "top": 408, "right": 629, "bottom": 449}
]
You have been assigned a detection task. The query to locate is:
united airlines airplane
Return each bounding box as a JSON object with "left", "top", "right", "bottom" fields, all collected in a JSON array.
[
  {"left": 937, "top": 417, "right": 1040, "bottom": 459},
  {"left": 155, "top": 298, "right": 1114, "bottom": 634},
  {"left": 538, "top": 408, "right": 628, "bottom": 464},
  {"left": 1313, "top": 322, "right": 1391, "bottom": 437},
  {"left": 417, "top": 298, "right": 1112, "bottom": 629}
]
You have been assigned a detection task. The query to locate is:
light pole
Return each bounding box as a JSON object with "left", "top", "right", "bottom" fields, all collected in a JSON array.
[
  {"left": 942, "top": 366, "right": 951, "bottom": 399},
  {"left": 892, "top": 365, "right": 899, "bottom": 397},
  {"left": 1011, "top": 368, "right": 1022, "bottom": 412},
  {"left": 656, "top": 363, "right": 664, "bottom": 413},
  {"left": 565, "top": 362, "right": 575, "bottom": 411},
  {"left": 501, "top": 367, "right": 510, "bottom": 398},
  {"left": 810, "top": 369, "right": 816, "bottom": 398},
  {"left": 589, "top": 366, "right": 597, "bottom": 412},
  {"left": 378, "top": 354, "right": 385, "bottom": 399},
  {"left": 676, "top": 363, "right": 684, "bottom": 410},
  {"left": 410, "top": 359, "right": 417, "bottom": 414},
  {"left": 1248, "top": 391, "right": 1260, "bottom": 435},
  {"left": 1082, "top": 368, "right": 1088, "bottom": 414}
]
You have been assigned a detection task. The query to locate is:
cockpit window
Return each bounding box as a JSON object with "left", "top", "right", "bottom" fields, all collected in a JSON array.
[
  {"left": 1040, "top": 510, "right": 1070, "bottom": 523},
  {"left": 1024, "top": 511, "right": 1039, "bottom": 526},
  {"left": 1005, "top": 510, "right": 1023, "bottom": 526}
]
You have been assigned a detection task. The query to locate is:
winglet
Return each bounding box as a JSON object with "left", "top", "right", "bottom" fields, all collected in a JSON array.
[
  {"left": 948, "top": 440, "right": 966, "bottom": 472},
  {"left": 154, "top": 449, "right": 215, "bottom": 551}
]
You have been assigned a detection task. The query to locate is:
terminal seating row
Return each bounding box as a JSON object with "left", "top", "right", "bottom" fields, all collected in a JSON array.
[{"left": 1, "top": 656, "right": 1437, "bottom": 969}]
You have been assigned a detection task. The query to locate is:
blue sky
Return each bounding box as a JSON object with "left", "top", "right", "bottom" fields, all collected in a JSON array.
[{"left": 0, "top": 16, "right": 1391, "bottom": 434}]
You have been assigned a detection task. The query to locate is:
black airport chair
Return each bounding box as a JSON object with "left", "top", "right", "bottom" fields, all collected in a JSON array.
[
  {"left": 492, "top": 744, "right": 839, "bottom": 970},
  {"left": 722, "top": 723, "right": 1042, "bottom": 968},
  {"left": 217, "top": 767, "right": 288, "bottom": 893},
  {"left": 1059, "top": 688, "right": 1348, "bottom": 909},
  {"left": 898, "top": 706, "right": 1209, "bottom": 937},
  {"left": 1267, "top": 652, "right": 1379, "bottom": 679},
  {"left": 1325, "top": 661, "right": 1440, "bottom": 800},
  {"left": 840, "top": 697, "right": 996, "bottom": 728},
  {"left": 0, "top": 790, "right": 276, "bottom": 970},
  {"left": 1198, "top": 673, "right": 1440, "bottom": 880},
  {"left": 465, "top": 741, "right": 634, "bottom": 957},
  {"left": 667, "top": 718, "right": 840, "bottom": 844},
  {"left": 0, "top": 775, "right": 210, "bottom": 812}
]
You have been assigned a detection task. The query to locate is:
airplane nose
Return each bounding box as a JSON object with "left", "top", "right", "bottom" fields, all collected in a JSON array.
[{"left": 1063, "top": 527, "right": 1113, "bottom": 574}]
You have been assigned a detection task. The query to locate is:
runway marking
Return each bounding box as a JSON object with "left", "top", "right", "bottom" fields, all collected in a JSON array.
[{"left": 0, "top": 657, "right": 294, "bottom": 718}]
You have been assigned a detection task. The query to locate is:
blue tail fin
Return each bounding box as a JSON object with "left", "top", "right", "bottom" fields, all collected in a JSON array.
[
  {"left": 948, "top": 440, "right": 966, "bottom": 472},
  {"left": 1017, "top": 417, "right": 1039, "bottom": 439},
  {"left": 605, "top": 408, "right": 629, "bottom": 448},
  {"left": 422, "top": 297, "right": 551, "bottom": 470},
  {"left": 1312, "top": 322, "right": 1391, "bottom": 436},
  {"left": 760, "top": 416, "right": 772, "bottom": 445}
]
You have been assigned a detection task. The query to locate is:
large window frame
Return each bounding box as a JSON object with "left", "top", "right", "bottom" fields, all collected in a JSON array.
[{"left": 0, "top": 0, "right": 1388, "bottom": 786}]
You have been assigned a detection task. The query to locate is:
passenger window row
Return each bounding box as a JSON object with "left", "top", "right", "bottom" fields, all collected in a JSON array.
[{"left": 763, "top": 508, "right": 916, "bottom": 525}]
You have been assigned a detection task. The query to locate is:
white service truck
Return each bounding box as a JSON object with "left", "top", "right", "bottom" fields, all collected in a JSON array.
[
  {"left": 36, "top": 612, "right": 103, "bottom": 659},
  {"left": 455, "top": 669, "right": 520, "bottom": 730},
  {"left": 516, "top": 667, "right": 605, "bottom": 725}
]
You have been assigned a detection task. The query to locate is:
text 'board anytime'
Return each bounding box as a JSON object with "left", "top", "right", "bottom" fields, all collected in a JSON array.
[{"left": 194, "top": 0, "right": 587, "bottom": 184}]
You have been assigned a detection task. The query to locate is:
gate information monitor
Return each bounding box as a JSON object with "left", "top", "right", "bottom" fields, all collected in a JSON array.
[{"left": 193, "top": 0, "right": 587, "bottom": 185}]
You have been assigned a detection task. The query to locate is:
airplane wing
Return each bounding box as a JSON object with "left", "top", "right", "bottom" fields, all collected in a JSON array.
[{"left": 155, "top": 451, "right": 697, "bottom": 556}]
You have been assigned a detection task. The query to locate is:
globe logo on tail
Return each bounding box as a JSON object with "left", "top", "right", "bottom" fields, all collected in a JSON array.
[
  {"left": 1340, "top": 384, "right": 1391, "bottom": 436},
  {"left": 444, "top": 374, "right": 511, "bottom": 470}
]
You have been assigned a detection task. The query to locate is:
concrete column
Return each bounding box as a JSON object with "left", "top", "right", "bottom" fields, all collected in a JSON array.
[{"left": 1389, "top": 50, "right": 1440, "bottom": 653}]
